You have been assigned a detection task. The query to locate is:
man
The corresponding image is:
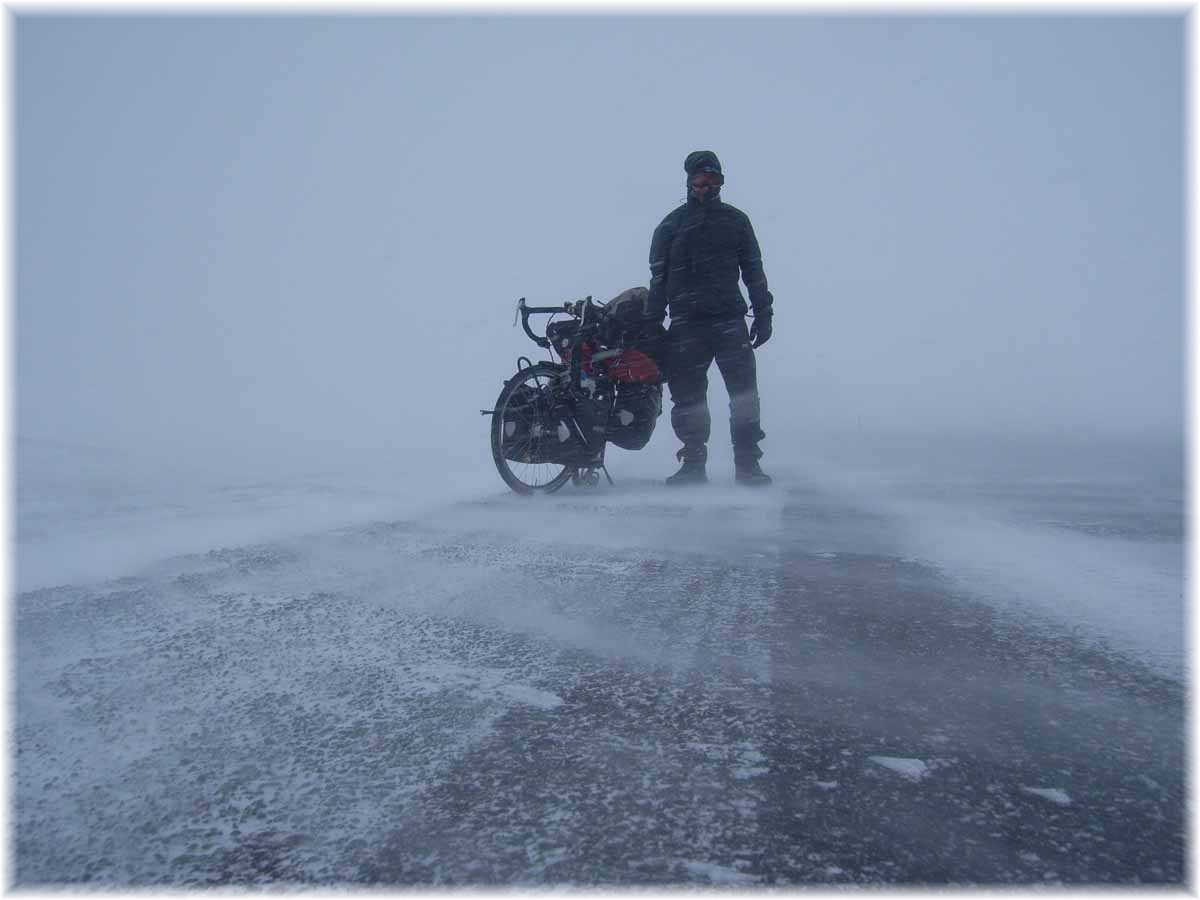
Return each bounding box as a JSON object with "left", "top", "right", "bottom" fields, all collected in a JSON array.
[{"left": 644, "top": 150, "right": 774, "bottom": 486}]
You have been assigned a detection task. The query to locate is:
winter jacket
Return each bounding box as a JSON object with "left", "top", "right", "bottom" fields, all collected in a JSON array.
[{"left": 644, "top": 195, "right": 774, "bottom": 325}]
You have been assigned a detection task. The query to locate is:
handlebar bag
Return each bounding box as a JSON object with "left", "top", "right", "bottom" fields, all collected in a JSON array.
[{"left": 546, "top": 319, "right": 581, "bottom": 362}]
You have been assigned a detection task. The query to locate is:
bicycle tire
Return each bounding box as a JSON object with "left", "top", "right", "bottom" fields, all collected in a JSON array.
[{"left": 490, "top": 363, "right": 576, "bottom": 494}]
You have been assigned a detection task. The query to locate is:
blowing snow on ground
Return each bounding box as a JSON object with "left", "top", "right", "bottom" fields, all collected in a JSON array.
[{"left": 13, "top": 432, "right": 1185, "bottom": 886}]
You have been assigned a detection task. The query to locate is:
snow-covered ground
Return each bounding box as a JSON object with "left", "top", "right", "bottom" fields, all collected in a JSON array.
[
  {"left": 19, "top": 431, "right": 1185, "bottom": 687},
  {"left": 791, "top": 441, "right": 1186, "bottom": 683},
  {"left": 15, "top": 438, "right": 498, "bottom": 594},
  {"left": 13, "top": 432, "right": 1186, "bottom": 885},
  {"left": 15, "top": 442, "right": 792, "bottom": 884}
]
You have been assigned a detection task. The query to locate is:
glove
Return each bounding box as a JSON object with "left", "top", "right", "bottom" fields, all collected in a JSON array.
[{"left": 749, "top": 312, "right": 773, "bottom": 349}]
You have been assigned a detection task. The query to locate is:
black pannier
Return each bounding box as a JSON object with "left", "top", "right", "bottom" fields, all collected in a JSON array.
[
  {"left": 499, "top": 383, "right": 576, "bottom": 464},
  {"left": 606, "top": 382, "right": 663, "bottom": 451},
  {"left": 499, "top": 383, "right": 540, "bottom": 462}
]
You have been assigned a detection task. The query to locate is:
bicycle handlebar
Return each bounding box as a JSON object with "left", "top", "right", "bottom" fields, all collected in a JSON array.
[{"left": 515, "top": 296, "right": 599, "bottom": 349}]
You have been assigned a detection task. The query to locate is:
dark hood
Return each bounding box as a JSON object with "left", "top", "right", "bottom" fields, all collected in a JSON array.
[
  {"left": 684, "top": 150, "right": 724, "bottom": 204},
  {"left": 684, "top": 150, "right": 722, "bottom": 176}
]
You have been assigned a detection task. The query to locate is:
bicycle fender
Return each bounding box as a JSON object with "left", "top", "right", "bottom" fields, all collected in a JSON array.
[{"left": 503, "top": 362, "right": 565, "bottom": 387}]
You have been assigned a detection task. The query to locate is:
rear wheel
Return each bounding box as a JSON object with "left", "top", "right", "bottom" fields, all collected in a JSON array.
[{"left": 490, "top": 364, "right": 576, "bottom": 494}]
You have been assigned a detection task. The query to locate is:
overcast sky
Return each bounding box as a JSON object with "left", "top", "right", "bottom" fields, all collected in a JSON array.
[{"left": 16, "top": 14, "right": 1184, "bottom": 473}]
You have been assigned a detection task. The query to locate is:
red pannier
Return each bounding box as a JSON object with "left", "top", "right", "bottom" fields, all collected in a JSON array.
[{"left": 603, "top": 348, "right": 659, "bottom": 384}]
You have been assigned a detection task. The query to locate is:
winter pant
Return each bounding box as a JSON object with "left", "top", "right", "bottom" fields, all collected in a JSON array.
[{"left": 666, "top": 316, "right": 765, "bottom": 465}]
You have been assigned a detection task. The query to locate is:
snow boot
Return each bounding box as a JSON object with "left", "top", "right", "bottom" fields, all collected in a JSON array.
[
  {"left": 735, "top": 459, "right": 772, "bottom": 487},
  {"left": 666, "top": 458, "right": 708, "bottom": 486}
]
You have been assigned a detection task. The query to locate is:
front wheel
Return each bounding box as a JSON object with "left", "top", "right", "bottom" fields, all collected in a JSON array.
[{"left": 490, "top": 363, "right": 576, "bottom": 495}]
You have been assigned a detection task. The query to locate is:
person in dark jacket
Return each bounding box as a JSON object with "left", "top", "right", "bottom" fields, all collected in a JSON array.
[{"left": 643, "top": 150, "right": 774, "bottom": 486}]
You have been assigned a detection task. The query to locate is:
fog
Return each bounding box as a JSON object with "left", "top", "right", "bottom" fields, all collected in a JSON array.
[
  {"left": 17, "top": 14, "right": 1184, "bottom": 481},
  {"left": 13, "top": 17, "right": 1188, "bottom": 883}
]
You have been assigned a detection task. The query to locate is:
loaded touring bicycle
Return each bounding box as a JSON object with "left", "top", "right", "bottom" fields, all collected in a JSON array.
[{"left": 483, "top": 288, "right": 667, "bottom": 494}]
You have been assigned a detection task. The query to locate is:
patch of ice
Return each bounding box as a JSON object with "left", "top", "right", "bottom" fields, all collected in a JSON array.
[
  {"left": 869, "top": 756, "right": 930, "bottom": 780},
  {"left": 680, "top": 860, "right": 758, "bottom": 885},
  {"left": 1021, "top": 786, "right": 1071, "bottom": 806}
]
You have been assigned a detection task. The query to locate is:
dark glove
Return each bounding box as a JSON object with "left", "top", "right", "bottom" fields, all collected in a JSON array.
[{"left": 749, "top": 312, "right": 773, "bottom": 349}]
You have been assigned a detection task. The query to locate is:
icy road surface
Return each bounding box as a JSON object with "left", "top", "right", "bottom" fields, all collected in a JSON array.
[{"left": 15, "top": 478, "right": 1185, "bottom": 886}]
